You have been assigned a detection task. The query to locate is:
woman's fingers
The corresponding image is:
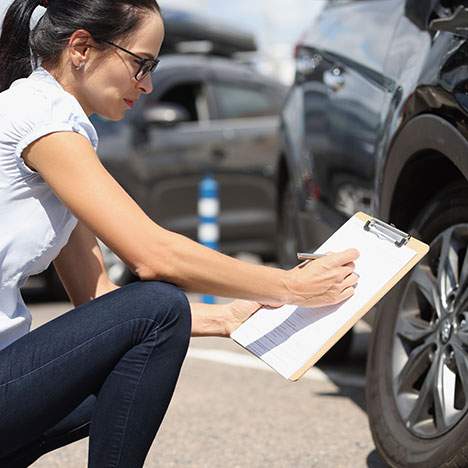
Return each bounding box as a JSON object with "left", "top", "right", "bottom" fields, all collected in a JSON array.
[
  {"left": 341, "top": 272, "right": 359, "bottom": 289},
  {"left": 296, "top": 252, "right": 358, "bottom": 272},
  {"left": 285, "top": 248, "right": 360, "bottom": 307},
  {"left": 296, "top": 260, "right": 311, "bottom": 270},
  {"left": 336, "top": 266, "right": 355, "bottom": 280},
  {"left": 322, "top": 249, "right": 359, "bottom": 267},
  {"left": 337, "top": 286, "right": 356, "bottom": 303},
  {"left": 329, "top": 273, "right": 359, "bottom": 305}
]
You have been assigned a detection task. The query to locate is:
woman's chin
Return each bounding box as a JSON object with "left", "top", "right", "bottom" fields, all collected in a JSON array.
[{"left": 98, "top": 110, "right": 125, "bottom": 122}]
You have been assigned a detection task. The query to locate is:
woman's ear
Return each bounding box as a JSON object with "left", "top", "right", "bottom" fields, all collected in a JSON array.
[{"left": 67, "top": 29, "right": 94, "bottom": 68}]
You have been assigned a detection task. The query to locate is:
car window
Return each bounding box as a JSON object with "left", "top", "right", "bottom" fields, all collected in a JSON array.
[
  {"left": 157, "top": 82, "right": 209, "bottom": 122},
  {"left": 213, "top": 82, "right": 279, "bottom": 119}
]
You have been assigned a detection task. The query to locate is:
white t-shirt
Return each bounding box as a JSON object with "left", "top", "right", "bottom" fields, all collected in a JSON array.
[{"left": 0, "top": 66, "right": 99, "bottom": 351}]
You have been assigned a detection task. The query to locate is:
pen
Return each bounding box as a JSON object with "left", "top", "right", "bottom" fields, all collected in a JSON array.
[{"left": 297, "top": 252, "right": 326, "bottom": 260}]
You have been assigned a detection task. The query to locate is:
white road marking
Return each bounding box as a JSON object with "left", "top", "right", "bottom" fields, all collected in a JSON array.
[{"left": 187, "top": 348, "right": 365, "bottom": 388}]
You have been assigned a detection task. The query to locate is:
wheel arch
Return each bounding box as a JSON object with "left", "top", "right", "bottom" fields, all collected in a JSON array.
[{"left": 380, "top": 114, "right": 468, "bottom": 231}]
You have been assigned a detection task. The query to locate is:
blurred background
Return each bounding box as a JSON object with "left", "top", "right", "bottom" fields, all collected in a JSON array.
[
  {"left": 1, "top": 0, "right": 326, "bottom": 84},
  {"left": 160, "top": 0, "right": 326, "bottom": 84}
]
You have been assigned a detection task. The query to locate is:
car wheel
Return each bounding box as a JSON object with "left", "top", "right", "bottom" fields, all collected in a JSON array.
[
  {"left": 277, "top": 180, "right": 301, "bottom": 268},
  {"left": 98, "top": 240, "right": 135, "bottom": 286},
  {"left": 367, "top": 183, "right": 468, "bottom": 468},
  {"left": 46, "top": 266, "right": 68, "bottom": 301}
]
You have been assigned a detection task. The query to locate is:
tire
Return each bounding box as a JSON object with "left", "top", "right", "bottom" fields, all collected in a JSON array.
[
  {"left": 277, "top": 179, "right": 353, "bottom": 362},
  {"left": 98, "top": 240, "right": 135, "bottom": 286},
  {"left": 46, "top": 266, "right": 68, "bottom": 301},
  {"left": 277, "top": 180, "right": 301, "bottom": 269},
  {"left": 46, "top": 242, "right": 134, "bottom": 302},
  {"left": 367, "top": 183, "right": 468, "bottom": 468}
]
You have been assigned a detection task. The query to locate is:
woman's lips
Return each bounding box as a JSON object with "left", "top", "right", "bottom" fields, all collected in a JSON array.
[{"left": 124, "top": 99, "right": 134, "bottom": 108}]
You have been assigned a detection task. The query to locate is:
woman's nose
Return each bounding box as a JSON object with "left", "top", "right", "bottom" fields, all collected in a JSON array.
[{"left": 138, "top": 74, "right": 153, "bottom": 94}]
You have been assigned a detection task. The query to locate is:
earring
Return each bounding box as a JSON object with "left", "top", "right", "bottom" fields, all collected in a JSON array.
[{"left": 75, "top": 62, "right": 84, "bottom": 71}]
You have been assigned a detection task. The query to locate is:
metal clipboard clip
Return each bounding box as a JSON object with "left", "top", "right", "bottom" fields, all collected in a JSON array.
[{"left": 363, "top": 218, "right": 411, "bottom": 248}]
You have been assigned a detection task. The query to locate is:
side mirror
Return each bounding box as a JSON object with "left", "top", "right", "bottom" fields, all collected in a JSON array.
[
  {"left": 142, "top": 103, "right": 191, "bottom": 127},
  {"left": 405, "top": 0, "right": 440, "bottom": 30}
]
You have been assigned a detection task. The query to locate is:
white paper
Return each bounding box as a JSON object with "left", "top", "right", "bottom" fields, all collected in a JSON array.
[{"left": 231, "top": 215, "right": 417, "bottom": 380}]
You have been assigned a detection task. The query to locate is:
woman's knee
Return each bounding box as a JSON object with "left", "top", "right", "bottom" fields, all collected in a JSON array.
[{"left": 129, "top": 281, "right": 191, "bottom": 338}]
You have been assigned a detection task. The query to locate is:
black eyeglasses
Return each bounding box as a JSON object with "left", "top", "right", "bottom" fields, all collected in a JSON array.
[{"left": 104, "top": 41, "right": 160, "bottom": 81}]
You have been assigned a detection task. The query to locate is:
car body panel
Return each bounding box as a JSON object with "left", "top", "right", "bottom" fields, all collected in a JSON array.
[
  {"left": 376, "top": 6, "right": 468, "bottom": 222},
  {"left": 281, "top": 0, "right": 402, "bottom": 249},
  {"left": 280, "top": 0, "right": 468, "bottom": 250}
]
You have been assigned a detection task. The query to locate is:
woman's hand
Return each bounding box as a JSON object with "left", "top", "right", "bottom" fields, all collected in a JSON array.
[
  {"left": 224, "top": 300, "right": 263, "bottom": 336},
  {"left": 279, "top": 248, "right": 360, "bottom": 308},
  {"left": 194, "top": 249, "right": 359, "bottom": 337}
]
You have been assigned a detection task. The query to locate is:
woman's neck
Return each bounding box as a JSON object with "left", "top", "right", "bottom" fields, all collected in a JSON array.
[{"left": 41, "top": 62, "right": 93, "bottom": 116}]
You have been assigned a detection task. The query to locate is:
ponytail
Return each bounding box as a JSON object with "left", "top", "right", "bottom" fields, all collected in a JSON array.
[
  {"left": 0, "top": 0, "right": 161, "bottom": 93},
  {"left": 0, "top": 0, "right": 42, "bottom": 92}
]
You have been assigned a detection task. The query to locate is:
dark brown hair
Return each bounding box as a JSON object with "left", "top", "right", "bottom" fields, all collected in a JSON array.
[{"left": 0, "top": 0, "right": 161, "bottom": 92}]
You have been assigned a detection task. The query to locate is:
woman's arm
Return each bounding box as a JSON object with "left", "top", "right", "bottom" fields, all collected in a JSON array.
[
  {"left": 190, "top": 300, "right": 262, "bottom": 337},
  {"left": 24, "top": 132, "right": 359, "bottom": 307},
  {"left": 53, "top": 222, "right": 120, "bottom": 306}
]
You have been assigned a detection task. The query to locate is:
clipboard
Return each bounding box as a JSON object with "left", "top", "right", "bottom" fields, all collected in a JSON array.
[{"left": 230, "top": 212, "right": 429, "bottom": 381}]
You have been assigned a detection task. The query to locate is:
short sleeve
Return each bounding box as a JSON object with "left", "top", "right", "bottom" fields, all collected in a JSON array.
[
  {"left": 7, "top": 86, "right": 98, "bottom": 175},
  {"left": 15, "top": 123, "right": 78, "bottom": 175}
]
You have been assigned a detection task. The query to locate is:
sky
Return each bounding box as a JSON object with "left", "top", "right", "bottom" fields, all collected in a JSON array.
[
  {"left": 159, "top": 0, "right": 326, "bottom": 82},
  {"left": 160, "top": 0, "right": 325, "bottom": 46},
  {"left": 0, "top": 0, "right": 326, "bottom": 83}
]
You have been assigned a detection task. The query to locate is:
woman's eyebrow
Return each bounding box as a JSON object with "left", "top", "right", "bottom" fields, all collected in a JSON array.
[{"left": 139, "top": 52, "right": 158, "bottom": 60}]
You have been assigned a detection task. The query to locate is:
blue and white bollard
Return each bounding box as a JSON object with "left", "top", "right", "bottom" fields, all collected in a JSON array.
[{"left": 198, "top": 174, "right": 219, "bottom": 304}]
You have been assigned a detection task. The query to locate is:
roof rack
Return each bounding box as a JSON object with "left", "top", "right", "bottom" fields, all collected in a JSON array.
[{"left": 161, "top": 8, "right": 257, "bottom": 58}]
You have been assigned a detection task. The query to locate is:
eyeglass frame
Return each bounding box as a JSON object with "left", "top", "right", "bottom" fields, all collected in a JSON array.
[{"left": 103, "top": 40, "right": 160, "bottom": 81}]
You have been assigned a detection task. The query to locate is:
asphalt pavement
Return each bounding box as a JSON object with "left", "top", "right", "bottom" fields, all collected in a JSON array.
[{"left": 24, "top": 299, "right": 389, "bottom": 468}]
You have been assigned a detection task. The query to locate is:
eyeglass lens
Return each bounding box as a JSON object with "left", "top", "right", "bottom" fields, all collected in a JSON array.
[{"left": 136, "top": 60, "right": 159, "bottom": 81}]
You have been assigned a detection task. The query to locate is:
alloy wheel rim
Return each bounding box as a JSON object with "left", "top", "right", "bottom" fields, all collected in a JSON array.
[{"left": 392, "top": 224, "right": 468, "bottom": 438}]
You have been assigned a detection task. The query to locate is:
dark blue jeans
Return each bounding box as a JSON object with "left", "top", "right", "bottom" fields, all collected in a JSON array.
[{"left": 0, "top": 281, "right": 191, "bottom": 467}]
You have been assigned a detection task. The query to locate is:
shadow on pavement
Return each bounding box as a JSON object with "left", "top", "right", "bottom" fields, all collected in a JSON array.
[
  {"left": 367, "top": 449, "right": 390, "bottom": 467},
  {"left": 315, "top": 327, "right": 391, "bottom": 467},
  {"left": 315, "top": 385, "right": 366, "bottom": 411},
  {"left": 316, "top": 323, "right": 370, "bottom": 412}
]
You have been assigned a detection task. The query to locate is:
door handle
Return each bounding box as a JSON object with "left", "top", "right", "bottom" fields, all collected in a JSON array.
[{"left": 323, "top": 67, "right": 345, "bottom": 92}]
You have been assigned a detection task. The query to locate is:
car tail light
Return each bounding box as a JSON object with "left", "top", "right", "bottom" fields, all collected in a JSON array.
[{"left": 305, "top": 177, "right": 321, "bottom": 200}]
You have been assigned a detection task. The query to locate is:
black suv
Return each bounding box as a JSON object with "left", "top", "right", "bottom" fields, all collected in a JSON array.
[{"left": 278, "top": 0, "right": 468, "bottom": 466}]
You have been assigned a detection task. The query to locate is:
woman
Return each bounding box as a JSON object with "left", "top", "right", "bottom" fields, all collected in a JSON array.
[{"left": 0, "top": 0, "right": 359, "bottom": 466}]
